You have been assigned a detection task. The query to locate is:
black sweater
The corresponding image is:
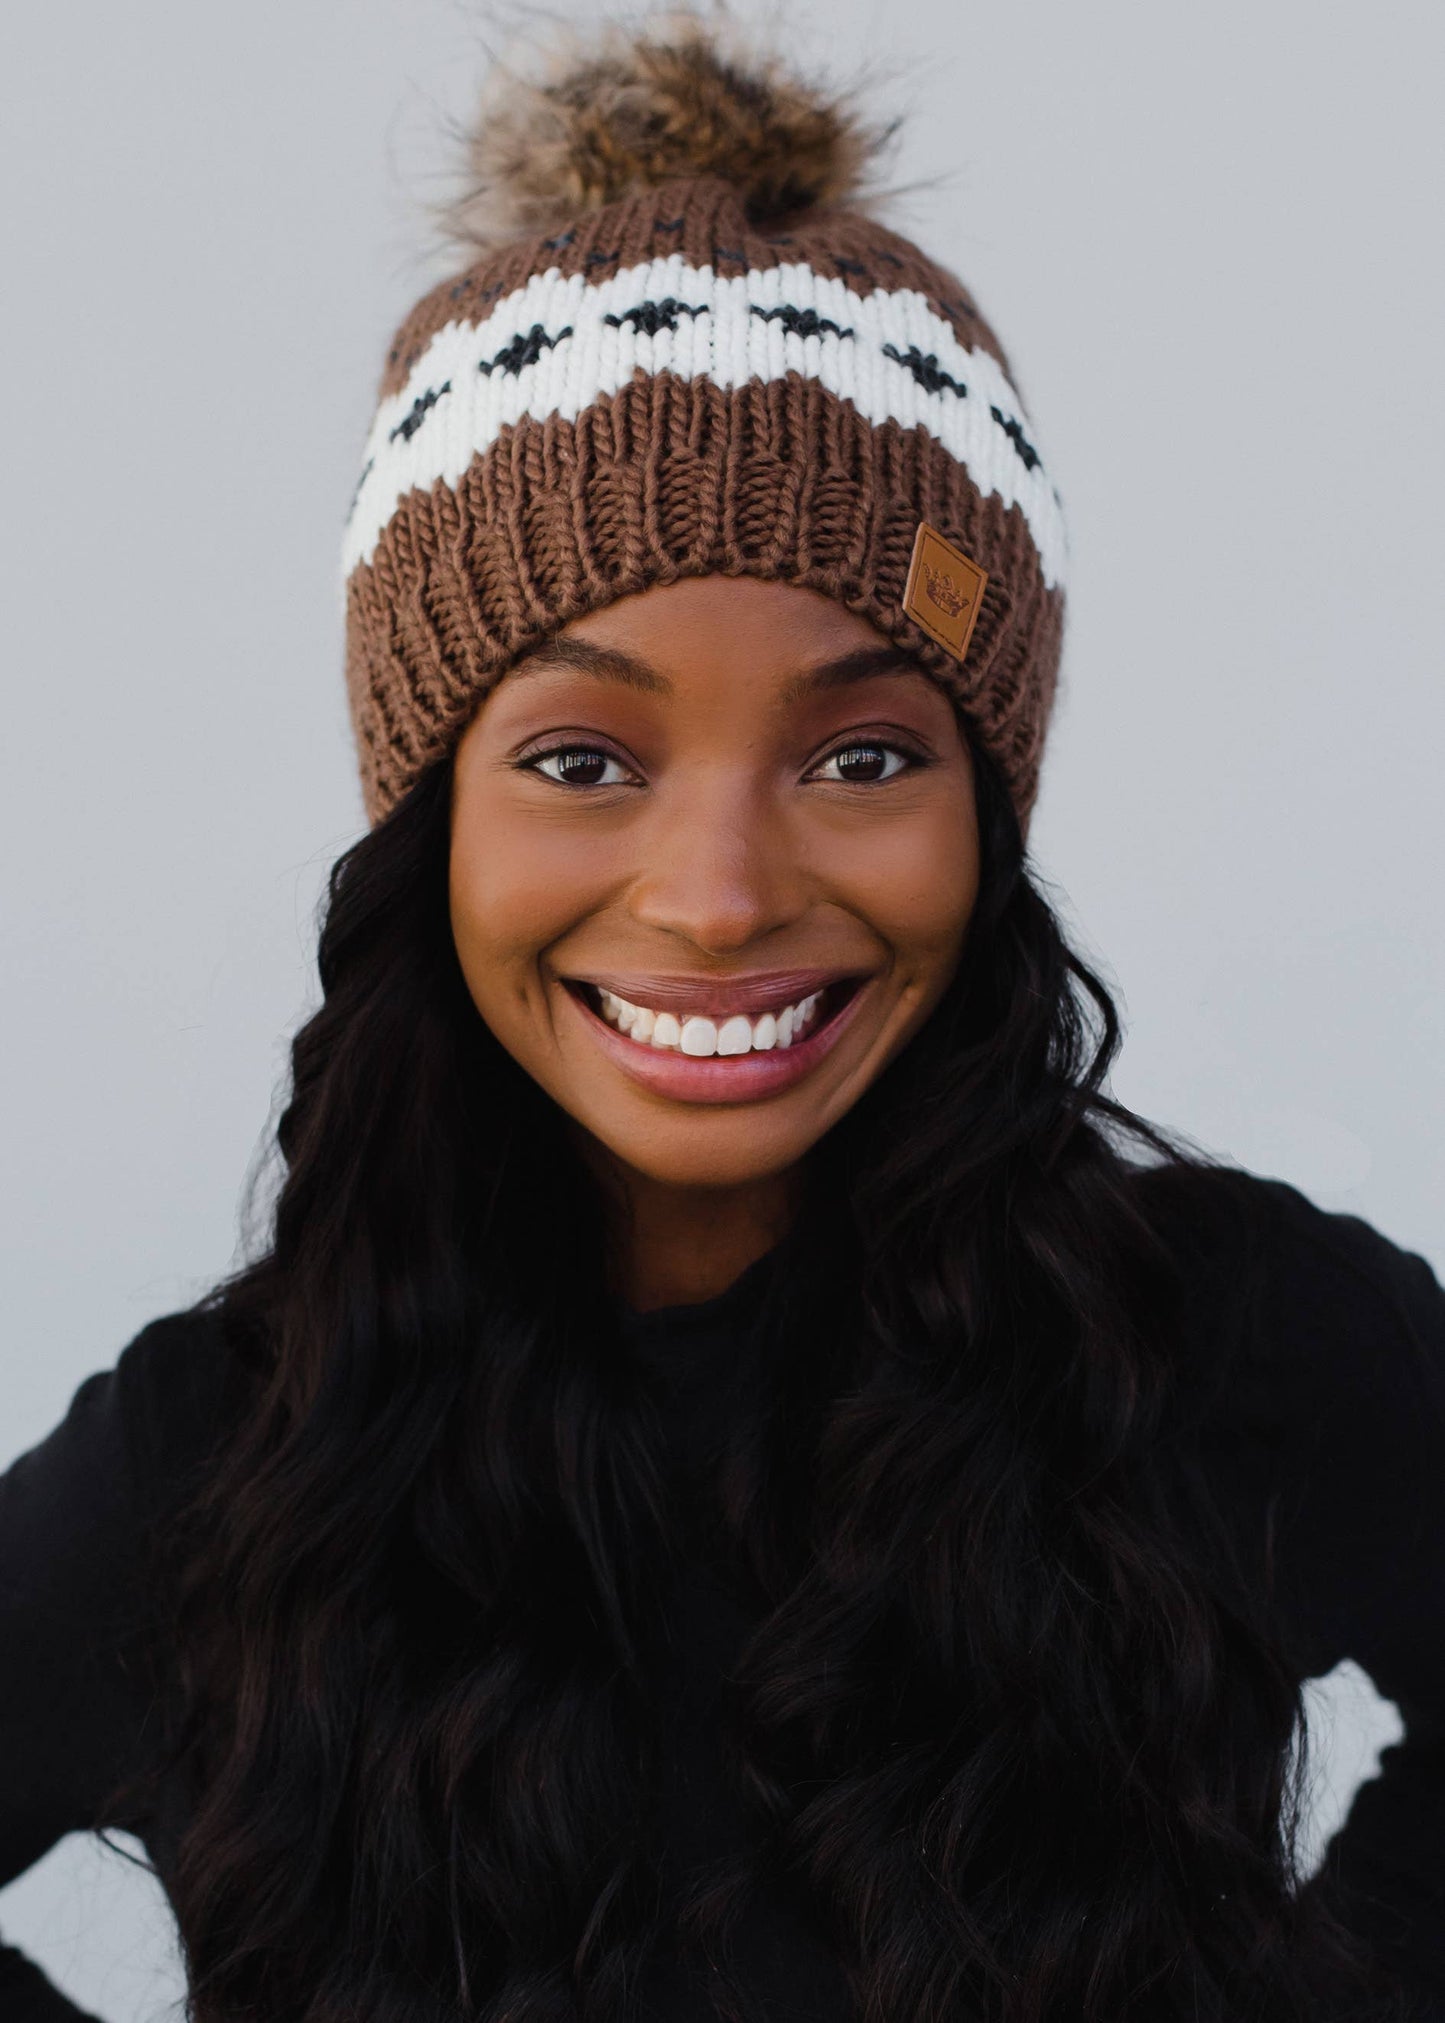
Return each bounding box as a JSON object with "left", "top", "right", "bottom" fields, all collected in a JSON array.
[{"left": 2, "top": 1165, "right": 1443, "bottom": 2019}]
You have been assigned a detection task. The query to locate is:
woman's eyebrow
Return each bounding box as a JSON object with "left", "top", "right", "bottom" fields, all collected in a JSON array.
[
  {"left": 510, "top": 636, "right": 925, "bottom": 700},
  {"left": 777, "top": 647, "right": 926, "bottom": 703},
  {"left": 511, "top": 636, "right": 669, "bottom": 693}
]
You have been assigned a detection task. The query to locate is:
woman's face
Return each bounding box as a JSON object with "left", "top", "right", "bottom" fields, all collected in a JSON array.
[{"left": 449, "top": 574, "right": 981, "bottom": 1192}]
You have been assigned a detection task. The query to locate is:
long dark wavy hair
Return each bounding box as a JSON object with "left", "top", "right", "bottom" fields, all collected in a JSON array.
[{"left": 105, "top": 715, "right": 1402, "bottom": 2023}]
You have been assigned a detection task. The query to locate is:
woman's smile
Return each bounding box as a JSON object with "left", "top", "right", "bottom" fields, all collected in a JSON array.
[{"left": 556, "top": 970, "right": 876, "bottom": 1105}]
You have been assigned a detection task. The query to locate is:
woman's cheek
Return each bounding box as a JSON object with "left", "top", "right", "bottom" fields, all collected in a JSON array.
[
  {"left": 814, "top": 797, "right": 979, "bottom": 950},
  {"left": 448, "top": 816, "right": 608, "bottom": 1024}
]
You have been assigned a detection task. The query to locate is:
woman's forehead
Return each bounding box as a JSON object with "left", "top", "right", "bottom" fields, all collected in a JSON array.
[{"left": 534, "top": 573, "right": 893, "bottom": 656}]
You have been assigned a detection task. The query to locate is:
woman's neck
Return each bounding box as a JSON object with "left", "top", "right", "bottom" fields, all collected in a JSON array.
[{"left": 576, "top": 1134, "right": 805, "bottom": 1312}]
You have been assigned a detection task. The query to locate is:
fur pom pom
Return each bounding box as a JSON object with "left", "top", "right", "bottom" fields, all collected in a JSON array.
[{"left": 436, "top": 6, "right": 900, "bottom": 252}]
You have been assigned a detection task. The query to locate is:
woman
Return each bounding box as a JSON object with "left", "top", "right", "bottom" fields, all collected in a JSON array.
[{"left": 2, "top": 13, "right": 1441, "bottom": 2021}]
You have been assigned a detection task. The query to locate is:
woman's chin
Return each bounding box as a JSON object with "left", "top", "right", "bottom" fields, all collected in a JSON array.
[{"left": 574, "top": 1113, "right": 818, "bottom": 1193}]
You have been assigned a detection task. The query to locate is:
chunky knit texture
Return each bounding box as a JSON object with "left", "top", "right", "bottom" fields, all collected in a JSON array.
[{"left": 342, "top": 168, "right": 1068, "bottom": 831}]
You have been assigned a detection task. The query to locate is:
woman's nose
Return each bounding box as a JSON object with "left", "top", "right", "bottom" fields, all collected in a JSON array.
[{"left": 625, "top": 772, "right": 804, "bottom": 953}]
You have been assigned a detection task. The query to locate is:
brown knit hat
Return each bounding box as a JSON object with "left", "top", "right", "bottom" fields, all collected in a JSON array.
[{"left": 341, "top": 11, "right": 1068, "bottom": 832}]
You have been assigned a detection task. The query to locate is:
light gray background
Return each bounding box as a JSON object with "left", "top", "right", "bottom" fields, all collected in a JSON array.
[{"left": 2, "top": 1, "right": 1440, "bottom": 2015}]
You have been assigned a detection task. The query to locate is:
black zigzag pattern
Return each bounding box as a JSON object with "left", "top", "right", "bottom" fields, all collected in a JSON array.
[
  {"left": 478, "top": 324, "right": 574, "bottom": 377},
  {"left": 388, "top": 381, "right": 452, "bottom": 445},
  {"left": 604, "top": 298, "right": 708, "bottom": 337},
  {"left": 877, "top": 348, "right": 1044, "bottom": 476},
  {"left": 750, "top": 305, "right": 854, "bottom": 340},
  {"left": 346, "top": 457, "right": 374, "bottom": 523},
  {"left": 989, "top": 406, "right": 1041, "bottom": 473},
  {"left": 882, "top": 344, "right": 968, "bottom": 400}
]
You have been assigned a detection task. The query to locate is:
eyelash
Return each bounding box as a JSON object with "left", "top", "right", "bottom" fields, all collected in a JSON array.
[{"left": 515, "top": 735, "right": 931, "bottom": 791}]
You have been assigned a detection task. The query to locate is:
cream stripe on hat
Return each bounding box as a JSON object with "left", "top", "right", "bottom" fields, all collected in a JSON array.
[{"left": 343, "top": 255, "right": 1067, "bottom": 590}]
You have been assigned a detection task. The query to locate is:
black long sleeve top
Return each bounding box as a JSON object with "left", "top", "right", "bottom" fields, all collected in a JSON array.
[{"left": 2, "top": 1164, "right": 1443, "bottom": 2019}]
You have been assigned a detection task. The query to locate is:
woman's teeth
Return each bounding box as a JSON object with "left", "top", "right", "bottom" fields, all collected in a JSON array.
[{"left": 594, "top": 988, "right": 827, "bottom": 1055}]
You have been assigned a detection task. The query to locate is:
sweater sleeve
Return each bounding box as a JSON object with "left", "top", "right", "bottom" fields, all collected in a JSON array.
[
  {"left": 1245, "top": 1182, "right": 1445, "bottom": 2012},
  {"left": 0, "top": 1314, "right": 218, "bottom": 2023}
]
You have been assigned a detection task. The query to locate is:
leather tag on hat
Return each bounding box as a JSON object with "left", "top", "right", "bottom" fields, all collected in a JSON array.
[{"left": 902, "top": 521, "right": 989, "bottom": 663}]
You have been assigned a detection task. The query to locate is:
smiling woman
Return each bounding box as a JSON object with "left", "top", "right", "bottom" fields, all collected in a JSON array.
[{"left": 2, "top": 8, "right": 1444, "bottom": 2023}]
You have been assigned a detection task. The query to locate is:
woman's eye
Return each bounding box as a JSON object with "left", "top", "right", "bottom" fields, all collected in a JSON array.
[
  {"left": 812, "top": 741, "right": 918, "bottom": 785},
  {"left": 524, "top": 745, "right": 633, "bottom": 788}
]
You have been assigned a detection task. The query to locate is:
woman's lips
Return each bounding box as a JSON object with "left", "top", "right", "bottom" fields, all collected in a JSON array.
[
  {"left": 559, "top": 975, "right": 873, "bottom": 1105},
  {"left": 567, "top": 967, "right": 858, "bottom": 1017}
]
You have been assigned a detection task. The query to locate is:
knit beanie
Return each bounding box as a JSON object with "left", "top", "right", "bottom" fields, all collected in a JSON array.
[{"left": 341, "top": 11, "right": 1068, "bottom": 833}]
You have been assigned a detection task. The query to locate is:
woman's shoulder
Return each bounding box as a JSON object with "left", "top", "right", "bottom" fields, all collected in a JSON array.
[
  {"left": 1122, "top": 1158, "right": 1444, "bottom": 1646},
  {"left": 1128, "top": 1159, "right": 1445, "bottom": 1623},
  {"left": 109, "top": 1301, "right": 256, "bottom": 1516},
  {"left": 1130, "top": 1155, "right": 1442, "bottom": 1338},
  {"left": 0, "top": 1304, "right": 254, "bottom": 1866},
  {"left": 1, "top": 1301, "right": 252, "bottom": 1591}
]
